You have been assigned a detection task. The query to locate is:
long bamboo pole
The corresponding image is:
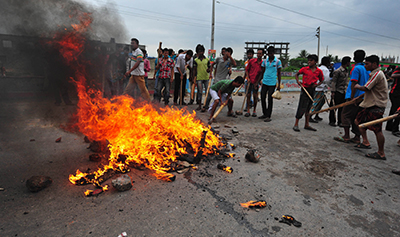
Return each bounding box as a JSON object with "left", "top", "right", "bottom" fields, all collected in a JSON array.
[
  {"left": 309, "top": 94, "right": 364, "bottom": 115},
  {"left": 359, "top": 114, "right": 399, "bottom": 128}
]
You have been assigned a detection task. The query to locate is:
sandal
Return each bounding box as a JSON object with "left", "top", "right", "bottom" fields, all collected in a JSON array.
[
  {"left": 365, "top": 152, "right": 386, "bottom": 160},
  {"left": 349, "top": 137, "right": 360, "bottom": 144},
  {"left": 334, "top": 136, "right": 349, "bottom": 143},
  {"left": 392, "top": 170, "right": 400, "bottom": 175},
  {"left": 244, "top": 112, "right": 250, "bottom": 117},
  {"left": 354, "top": 143, "right": 371, "bottom": 149},
  {"left": 293, "top": 126, "right": 300, "bottom": 132},
  {"left": 252, "top": 113, "right": 257, "bottom": 117},
  {"left": 227, "top": 113, "right": 238, "bottom": 118},
  {"left": 304, "top": 126, "right": 317, "bottom": 131}
]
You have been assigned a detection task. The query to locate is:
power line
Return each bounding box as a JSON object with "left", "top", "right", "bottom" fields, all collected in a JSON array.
[
  {"left": 255, "top": 0, "right": 400, "bottom": 42},
  {"left": 217, "top": 1, "right": 400, "bottom": 49},
  {"left": 320, "top": 0, "right": 400, "bottom": 25}
]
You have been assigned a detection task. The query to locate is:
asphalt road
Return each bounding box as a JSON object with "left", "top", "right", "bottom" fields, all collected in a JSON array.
[{"left": 0, "top": 92, "right": 399, "bottom": 237}]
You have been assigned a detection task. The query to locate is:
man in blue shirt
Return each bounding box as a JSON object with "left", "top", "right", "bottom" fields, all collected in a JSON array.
[
  {"left": 334, "top": 49, "right": 370, "bottom": 143},
  {"left": 258, "top": 46, "right": 282, "bottom": 122}
]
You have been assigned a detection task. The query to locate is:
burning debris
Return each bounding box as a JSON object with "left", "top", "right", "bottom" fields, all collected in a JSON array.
[
  {"left": 278, "top": 215, "right": 302, "bottom": 227},
  {"left": 245, "top": 149, "right": 260, "bottom": 163},
  {"left": 217, "top": 164, "right": 233, "bottom": 173},
  {"left": 240, "top": 200, "right": 267, "bottom": 209},
  {"left": 42, "top": 11, "right": 227, "bottom": 195},
  {"left": 85, "top": 185, "right": 108, "bottom": 197}
]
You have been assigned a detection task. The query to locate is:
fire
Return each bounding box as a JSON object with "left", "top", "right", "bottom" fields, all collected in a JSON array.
[
  {"left": 84, "top": 185, "right": 109, "bottom": 197},
  {"left": 53, "top": 11, "right": 222, "bottom": 190},
  {"left": 217, "top": 164, "right": 233, "bottom": 173},
  {"left": 282, "top": 215, "right": 294, "bottom": 221},
  {"left": 240, "top": 200, "right": 267, "bottom": 208}
]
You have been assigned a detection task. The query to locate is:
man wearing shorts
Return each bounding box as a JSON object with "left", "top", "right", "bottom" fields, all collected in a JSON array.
[
  {"left": 208, "top": 76, "right": 244, "bottom": 121},
  {"left": 354, "top": 55, "right": 388, "bottom": 160},
  {"left": 335, "top": 50, "right": 369, "bottom": 143}
]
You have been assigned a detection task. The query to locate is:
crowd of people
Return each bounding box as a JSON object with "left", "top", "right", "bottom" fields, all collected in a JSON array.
[{"left": 104, "top": 38, "right": 399, "bottom": 169}]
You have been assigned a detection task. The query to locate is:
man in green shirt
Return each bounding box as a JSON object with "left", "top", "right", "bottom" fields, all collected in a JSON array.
[
  {"left": 208, "top": 76, "right": 244, "bottom": 121},
  {"left": 193, "top": 45, "right": 211, "bottom": 110}
]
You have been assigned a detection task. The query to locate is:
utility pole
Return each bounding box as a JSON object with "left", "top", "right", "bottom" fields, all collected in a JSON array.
[
  {"left": 316, "top": 27, "right": 320, "bottom": 60},
  {"left": 326, "top": 45, "right": 328, "bottom": 56},
  {"left": 211, "top": 0, "right": 215, "bottom": 50}
]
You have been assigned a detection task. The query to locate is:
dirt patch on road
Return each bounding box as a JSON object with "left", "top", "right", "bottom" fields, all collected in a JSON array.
[{"left": 306, "top": 159, "right": 346, "bottom": 177}]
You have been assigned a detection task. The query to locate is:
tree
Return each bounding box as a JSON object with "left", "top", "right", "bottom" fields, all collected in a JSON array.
[
  {"left": 279, "top": 54, "right": 290, "bottom": 68},
  {"left": 289, "top": 57, "right": 307, "bottom": 69},
  {"left": 326, "top": 54, "right": 340, "bottom": 63},
  {"left": 298, "top": 49, "right": 309, "bottom": 59}
]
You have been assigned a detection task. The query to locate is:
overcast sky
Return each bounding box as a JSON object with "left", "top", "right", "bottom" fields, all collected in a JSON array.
[{"left": 83, "top": 0, "right": 400, "bottom": 61}]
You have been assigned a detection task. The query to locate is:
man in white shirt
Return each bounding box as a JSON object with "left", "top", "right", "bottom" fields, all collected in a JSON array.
[
  {"left": 173, "top": 50, "right": 193, "bottom": 105},
  {"left": 310, "top": 56, "right": 331, "bottom": 122},
  {"left": 123, "top": 38, "right": 150, "bottom": 102}
]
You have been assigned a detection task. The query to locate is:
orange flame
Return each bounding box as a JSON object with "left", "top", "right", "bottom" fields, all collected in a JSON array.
[
  {"left": 240, "top": 200, "right": 267, "bottom": 208},
  {"left": 217, "top": 164, "right": 233, "bottom": 173},
  {"left": 55, "top": 11, "right": 222, "bottom": 187}
]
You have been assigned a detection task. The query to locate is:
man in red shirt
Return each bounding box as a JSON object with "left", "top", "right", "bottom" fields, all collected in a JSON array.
[
  {"left": 386, "top": 66, "right": 400, "bottom": 136},
  {"left": 244, "top": 49, "right": 263, "bottom": 117},
  {"left": 293, "top": 54, "right": 324, "bottom": 132}
]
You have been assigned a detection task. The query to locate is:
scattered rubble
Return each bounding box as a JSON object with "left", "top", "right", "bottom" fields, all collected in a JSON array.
[
  {"left": 26, "top": 176, "right": 52, "bottom": 192},
  {"left": 55, "top": 137, "right": 61, "bottom": 143},
  {"left": 112, "top": 174, "right": 133, "bottom": 192},
  {"left": 278, "top": 215, "right": 302, "bottom": 227},
  {"left": 245, "top": 149, "right": 260, "bottom": 163}
]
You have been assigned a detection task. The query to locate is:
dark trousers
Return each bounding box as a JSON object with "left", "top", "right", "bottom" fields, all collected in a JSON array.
[
  {"left": 295, "top": 87, "right": 315, "bottom": 119},
  {"left": 386, "top": 93, "right": 400, "bottom": 132},
  {"left": 261, "top": 84, "right": 275, "bottom": 118},
  {"left": 329, "top": 91, "right": 346, "bottom": 124},
  {"left": 155, "top": 78, "right": 171, "bottom": 105},
  {"left": 174, "top": 72, "right": 187, "bottom": 103}
]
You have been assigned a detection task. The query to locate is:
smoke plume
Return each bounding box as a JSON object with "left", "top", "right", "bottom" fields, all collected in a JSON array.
[{"left": 0, "top": 0, "right": 127, "bottom": 42}]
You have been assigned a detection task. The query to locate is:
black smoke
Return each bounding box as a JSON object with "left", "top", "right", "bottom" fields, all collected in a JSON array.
[{"left": 0, "top": 0, "right": 127, "bottom": 42}]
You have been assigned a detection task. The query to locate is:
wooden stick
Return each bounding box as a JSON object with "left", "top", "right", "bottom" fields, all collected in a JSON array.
[
  {"left": 300, "top": 84, "right": 314, "bottom": 102},
  {"left": 359, "top": 114, "right": 399, "bottom": 128},
  {"left": 236, "top": 82, "right": 250, "bottom": 115},
  {"left": 179, "top": 77, "right": 183, "bottom": 108},
  {"left": 208, "top": 83, "right": 244, "bottom": 124},
  {"left": 233, "top": 83, "right": 244, "bottom": 96},
  {"left": 191, "top": 78, "right": 196, "bottom": 101},
  {"left": 202, "top": 78, "right": 212, "bottom": 108},
  {"left": 208, "top": 102, "right": 226, "bottom": 125},
  {"left": 309, "top": 94, "right": 364, "bottom": 115}
]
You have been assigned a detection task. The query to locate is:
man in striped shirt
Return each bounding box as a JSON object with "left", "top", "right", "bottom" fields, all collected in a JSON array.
[{"left": 354, "top": 55, "right": 388, "bottom": 160}]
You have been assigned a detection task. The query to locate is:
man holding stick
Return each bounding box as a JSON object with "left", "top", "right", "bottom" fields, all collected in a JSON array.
[
  {"left": 329, "top": 56, "right": 351, "bottom": 126},
  {"left": 293, "top": 54, "right": 324, "bottom": 132},
  {"left": 244, "top": 48, "right": 263, "bottom": 118},
  {"left": 202, "top": 47, "right": 236, "bottom": 111},
  {"left": 208, "top": 76, "right": 244, "bottom": 122},
  {"left": 259, "top": 47, "right": 282, "bottom": 122},
  {"left": 354, "top": 55, "right": 388, "bottom": 160},
  {"left": 173, "top": 50, "right": 193, "bottom": 106},
  {"left": 385, "top": 66, "right": 400, "bottom": 137},
  {"left": 334, "top": 50, "right": 369, "bottom": 143}
]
